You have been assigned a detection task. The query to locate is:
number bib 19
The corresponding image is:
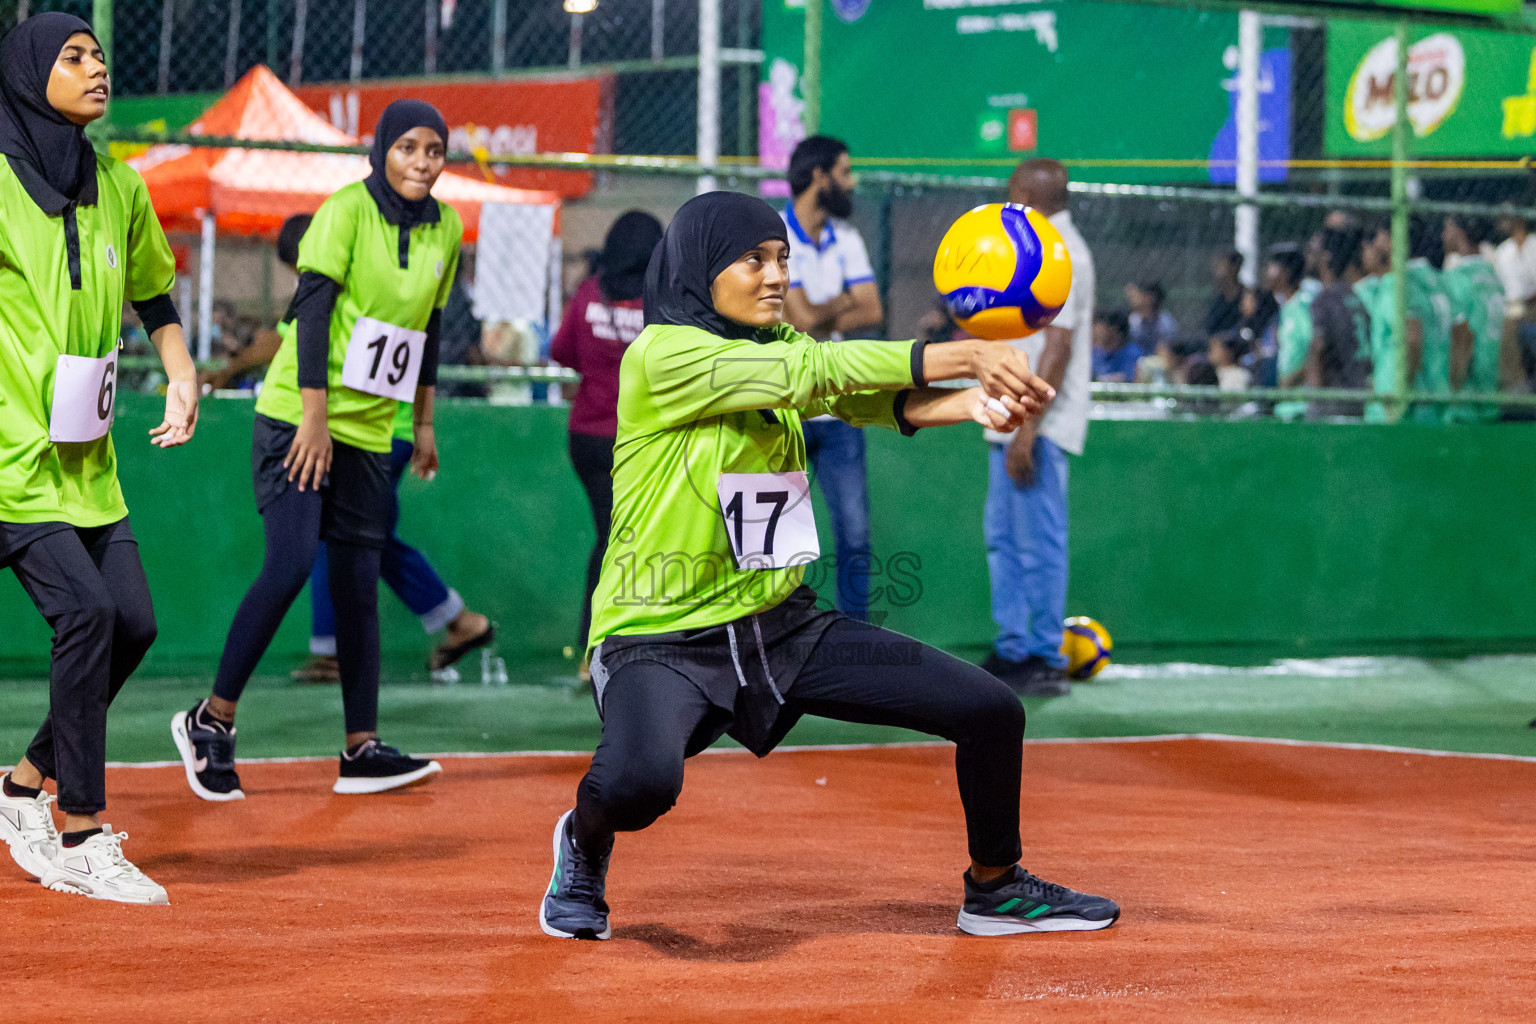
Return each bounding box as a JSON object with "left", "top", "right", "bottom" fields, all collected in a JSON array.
[
  {"left": 341, "top": 316, "right": 427, "bottom": 402},
  {"left": 49, "top": 349, "right": 118, "bottom": 443},
  {"left": 717, "top": 471, "right": 820, "bottom": 570}
]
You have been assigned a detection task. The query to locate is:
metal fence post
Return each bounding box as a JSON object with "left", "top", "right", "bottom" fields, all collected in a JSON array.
[
  {"left": 736, "top": 0, "right": 752, "bottom": 156},
  {"left": 1235, "top": 9, "right": 1261, "bottom": 288},
  {"left": 568, "top": 12, "right": 584, "bottom": 69},
  {"left": 157, "top": 0, "right": 173, "bottom": 94},
  {"left": 697, "top": 0, "right": 720, "bottom": 194},
  {"left": 803, "top": 0, "right": 821, "bottom": 135},
  {"left": 1390, "top": 19, "right": 1410, "bottom": 423},
  {"left": 350, "top": 0, "right": 366, "bottom": 84},
  {"left": 652, "top": 0, "right": 665, "bottom": 65},
  {"left": 266, "top": 0, "right": 280, "bottom": 72},
  {"left": 289, "top": 0, "right": 307, "bottom": 85},
  {"left": 876, "top": 185, "right": 894, "bottom": 329},
  {"left": 425, "top": 0, "right": 438, "bottom": 77},
  {"left": 92, "top": 0, "right": 112, "bottom": 75},
  {"left": 225, "top": 0, "right": 243, "bottom": 88},
  {"left": 492, "top": 0, "right": 507, "bottom": 76},
  {"left": 198, "top": 211, "right": 217, "bottom": 363}
]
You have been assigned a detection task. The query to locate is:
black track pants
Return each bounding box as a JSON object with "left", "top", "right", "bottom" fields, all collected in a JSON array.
[
  {"left": 7, "top": 519, "right": 156, "bottom": 815},
  {"left": 573, "top": 617, "right": 1027, "bottom": 868}
]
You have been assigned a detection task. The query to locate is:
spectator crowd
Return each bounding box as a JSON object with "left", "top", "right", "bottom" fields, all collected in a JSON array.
[{"left": 1079, "top": 212, "right": 1533, "bottom": 420}]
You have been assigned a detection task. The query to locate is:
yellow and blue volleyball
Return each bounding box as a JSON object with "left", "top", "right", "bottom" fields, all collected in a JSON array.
[
  {"left": 1060, "top": 616, "right": 1112, "bottom": 681},
  {"left": 932, "top": 203, "right": 1073, "bottom": 340}
]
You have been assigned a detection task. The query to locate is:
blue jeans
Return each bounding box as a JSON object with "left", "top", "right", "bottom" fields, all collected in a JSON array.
[
  {"left": 984, "top": 437, "right": 1069, "bottom": 666},
  {"left": 309, "top": 438, "right": 459, "bottom": 654},
  {"left": 802, "top": 418, "right": 872, "bottom": 620}
]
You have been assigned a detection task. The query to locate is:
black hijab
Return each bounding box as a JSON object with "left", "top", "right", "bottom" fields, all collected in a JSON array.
[
  {"left": 0, "top": 13, "right": 100, "bottom": 214},
  {"left": 643, "top": 191, "right": 789, "bottom": 341},
  {"left": 364, "top": 98, "right": 448, "bottom": 228},
  {"left": 597, "top": 210, "right": 663, "bottom": 303}
]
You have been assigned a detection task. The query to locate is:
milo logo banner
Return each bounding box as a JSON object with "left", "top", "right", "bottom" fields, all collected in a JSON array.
[
  {"left": 1327, "top": 19, "right": 1536, "bottom": 156},
  {"left": 759, "top": 0, "right": 1291, "bottom": 184}
]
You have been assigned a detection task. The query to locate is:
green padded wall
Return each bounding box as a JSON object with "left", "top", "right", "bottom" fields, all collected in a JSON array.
[{"left": 3, "top": 395, "right": 1533, "bottom": 674}]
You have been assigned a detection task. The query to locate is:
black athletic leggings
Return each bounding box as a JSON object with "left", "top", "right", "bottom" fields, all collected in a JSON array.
[
  {"left": 568, "top": 430, "right": 615, "bottom": 650},
  {"left": 10, "top": 520, "right": 156, "bottom": 815},
  {"left": 574, "top": 618, "right": 1027, "bottom": 868},
  {"left": 213, "top": 485, "right": 383, "bottom": 734}
]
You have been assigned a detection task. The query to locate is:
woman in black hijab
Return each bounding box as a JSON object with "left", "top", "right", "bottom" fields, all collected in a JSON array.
[
  {"left": 0, "top": 13, "right": 195, "bottom": 905},
  {"left": 540, "top": 191, "right": 1119, "bottom": 943},
  {"left": 178, "top": 98, "right": 460, "bottom": 804},
  {"left": 550, "top": 210, "right": 665, "bottom": 670}
]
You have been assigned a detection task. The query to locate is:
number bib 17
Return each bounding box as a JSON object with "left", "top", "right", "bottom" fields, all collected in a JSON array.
[
  {"left": 341, "top": 316, "right": 427, "bottom": 402},
  {"left": 717, "top": 471, "right": 820, "bottom": 570},
  {"left": 49, "top": 349, "right": 118, "bottom": 443}
]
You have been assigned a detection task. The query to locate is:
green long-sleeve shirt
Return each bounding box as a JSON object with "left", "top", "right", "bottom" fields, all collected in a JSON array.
[
  {"left": 0, "top": 154, "right": 176, "bottom": 526},
  {"left": 587, "top": 322, "right": 918, "bottom": 649}
]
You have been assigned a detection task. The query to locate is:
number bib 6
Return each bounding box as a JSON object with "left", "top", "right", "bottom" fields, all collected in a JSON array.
[
  {"left": 341, "top": 315, "right": 427, "bottom": 402},
  {"left": 49, "top": 349, "right": 118, "bottom": 443},
  {"left": 717, "top": 471, "right": 820, "bottom": 570}
]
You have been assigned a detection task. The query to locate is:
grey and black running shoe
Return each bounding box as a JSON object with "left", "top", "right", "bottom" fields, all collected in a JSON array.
[
  {"left": 958, "top": 865, "right": 1120, "bottom": 935},
  {"left": 540, "top": 809, "right": 612, "bottom": 940}
]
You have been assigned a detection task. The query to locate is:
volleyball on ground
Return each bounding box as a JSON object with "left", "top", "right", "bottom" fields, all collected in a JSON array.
[
  {"left": 932, "top": 203, "right": 1073, "bottom": 340},
  {"left": 1061, "top": 616, "right": 1113, "bottom": 680}
]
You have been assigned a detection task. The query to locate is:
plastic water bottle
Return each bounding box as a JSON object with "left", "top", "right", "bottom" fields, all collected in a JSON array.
[{"left": 481, "top": 648, "right": 508, "bottom": 686}]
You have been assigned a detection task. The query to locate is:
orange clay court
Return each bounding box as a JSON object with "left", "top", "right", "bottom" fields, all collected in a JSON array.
[{"left": 7, "top": 737, "right": 1532, "bottom": 1023}]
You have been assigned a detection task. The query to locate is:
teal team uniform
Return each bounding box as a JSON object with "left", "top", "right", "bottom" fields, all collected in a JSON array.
[
  {"left": 1273, "top": 288, "right": 1315, "bottom": 423},
  {"left": 1441, "top": 256, "right": 1505, "bottom": 423},
  {"left": 1364, "top": 264, "right": 1449, "bottom": 424},
  {"left": 1408, "top": 260, "right": 1453, "bottom": 423},
  {"left": 586, "top": 322, "right": 917, "bottom": 649},
  {"left": 256, "top": 182, "right": 460, "bottom": 452},
  {"left": 0, "top": 153, "right": 177, "bottom": 525}
]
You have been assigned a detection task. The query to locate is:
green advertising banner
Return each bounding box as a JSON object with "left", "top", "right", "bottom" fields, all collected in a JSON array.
[
  {"left": 759, "top": 0, "right": 1290, "bottom": 183},
  {"left": 1300, "top": 0, "right": 1519, "bottom": 15},
  {"left": 1326, "top": 19, "right": 1536, "bottom": 156}
]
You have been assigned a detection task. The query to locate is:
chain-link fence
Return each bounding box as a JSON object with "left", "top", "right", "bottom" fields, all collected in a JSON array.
[
  {"left": 2, "top": 0, "right": 758, "bottom": 158},
  {"left": 16, "top": 0, "right": 1529, "bottom": 421}
]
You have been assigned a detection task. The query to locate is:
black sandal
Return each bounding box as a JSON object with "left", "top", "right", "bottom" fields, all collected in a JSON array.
[{"left": 428, "top": 622, "right": 496, "bottom": 671}]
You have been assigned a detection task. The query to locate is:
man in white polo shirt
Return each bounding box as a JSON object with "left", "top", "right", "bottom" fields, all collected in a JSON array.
[
  {"left": 782, "top": 135, "right": 884, "bottom": 620},
  {"left": 982, "top": 158, "right": 1095, "bottom": 696}
]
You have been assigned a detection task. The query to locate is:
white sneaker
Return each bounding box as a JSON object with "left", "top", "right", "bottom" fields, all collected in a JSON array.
[
  {"left": 0, "top": 773, "right": 60, "bottom": 878},
  {"left": 40, "top": 826, "right": 169, "bottom": 905}
]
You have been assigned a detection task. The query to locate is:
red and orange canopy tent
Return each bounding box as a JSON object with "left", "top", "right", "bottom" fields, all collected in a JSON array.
[
  {"left": 130, "top": 65, "right": 559, "bottom": 356},
  {"left": 132, "top": 64, "right": 558, "bottom": 241}
]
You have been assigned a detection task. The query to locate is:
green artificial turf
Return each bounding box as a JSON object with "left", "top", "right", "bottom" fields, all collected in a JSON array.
[{"left": 3, "top": 653, "right": 1533, "bottom": 764}]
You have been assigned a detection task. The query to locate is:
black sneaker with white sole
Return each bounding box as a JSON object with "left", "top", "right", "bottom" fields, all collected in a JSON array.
[
  {"left": 332, "top": 739, "right": 442, "bottom": 794},
  {"left": 170, "top": 700, "right": 245, "bottom": 802},
  {"left": 958, "top": 865, "right": 1120, "bottom": 935}
]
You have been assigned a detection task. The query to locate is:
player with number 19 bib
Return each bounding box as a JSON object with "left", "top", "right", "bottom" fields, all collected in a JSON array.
[{"left": 176, "top": 100, "right": 461, "bottom": 803}]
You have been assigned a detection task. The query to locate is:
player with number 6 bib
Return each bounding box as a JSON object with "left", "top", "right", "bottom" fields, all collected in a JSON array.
[
  {"left": 539, "top": 191, "right": 1121, "bottom": 941},
  {"left": 174, "top": 100, "right": 459, "bottom": 800},
  {"left": 0, "top": 14, "right": 198, "bottom": 905}
]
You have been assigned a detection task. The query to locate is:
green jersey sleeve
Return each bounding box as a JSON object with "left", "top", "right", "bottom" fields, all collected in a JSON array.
[
  {"left": 433, "top": 206, "right": 462, "bottom": 310},
  {"left": 296, "top": 188, "right": 360, "bottom": 283},
  {"left": 124, "top": 171, "right": 176, "bottom": 302},
  {"left": 631, "top": 323, "right": 915, "bottom": 431},
  {"left": 800, "top": 390, "right": 901, "bottom": 430}
]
